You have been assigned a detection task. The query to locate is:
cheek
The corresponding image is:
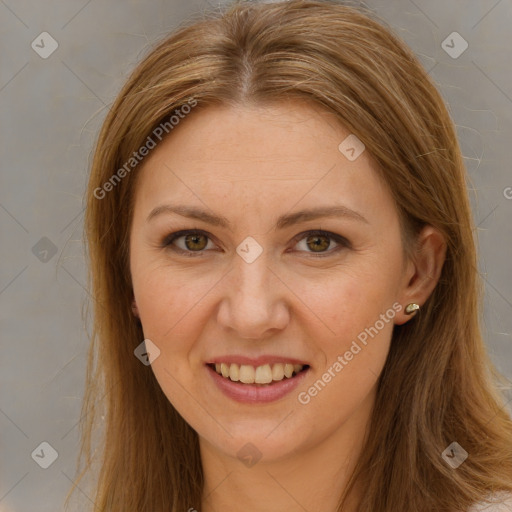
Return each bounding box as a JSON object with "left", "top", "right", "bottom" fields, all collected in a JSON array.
[
  {"left": 300, "top": 285, "right": 395, "bottom": 425},
  {"left": 134, "top": 268, "right": 206, "bottom": 402},
  {"left": 298, "top": 263, "right": 398, "bottom": 394},
  {"left": 130, "top": 245, "right": 215, "bottom": 333},
  {"left": 301, "top": 264, "right": 397, "bottom": 340}
]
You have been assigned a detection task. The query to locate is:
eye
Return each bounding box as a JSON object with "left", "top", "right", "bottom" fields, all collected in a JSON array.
[
  {"left": 292, "top": 230, "right": 350, "bottom": 257},
  {"left": 161, "top": 229, "right": 216, "bottom": 256}
]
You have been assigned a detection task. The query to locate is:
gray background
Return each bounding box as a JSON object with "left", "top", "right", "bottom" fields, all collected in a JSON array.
[{"left": 0, "top": 1, "right": 511, "bottom": 510}]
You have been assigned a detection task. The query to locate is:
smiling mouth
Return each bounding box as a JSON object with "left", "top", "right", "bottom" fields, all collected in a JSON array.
[{"left": 207, "top": 362, "right": 310, "bottom": 385}]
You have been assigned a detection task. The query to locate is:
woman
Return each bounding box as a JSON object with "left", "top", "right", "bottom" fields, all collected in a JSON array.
[{"left": 71, "top": 1, "right": 512, "bottom": 511}]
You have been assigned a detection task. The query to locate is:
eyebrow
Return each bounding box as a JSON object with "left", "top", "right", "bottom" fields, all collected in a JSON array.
[{"left": 146, "top": 204, "right": 369, "bottom": 229}]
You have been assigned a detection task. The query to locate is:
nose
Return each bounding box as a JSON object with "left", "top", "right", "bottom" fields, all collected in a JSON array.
[{"left": 216, "top": 251, "right": 290, "bottom": 340}]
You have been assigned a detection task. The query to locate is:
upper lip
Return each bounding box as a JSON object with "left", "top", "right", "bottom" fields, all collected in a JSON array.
[{"left": 206, "top": 355, "right": 310, "bottom": 367}]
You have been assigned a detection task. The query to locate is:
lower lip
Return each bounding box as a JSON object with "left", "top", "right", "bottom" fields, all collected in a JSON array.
[{"left": 206, "top": 364, "right": 310, "bottom": 404}]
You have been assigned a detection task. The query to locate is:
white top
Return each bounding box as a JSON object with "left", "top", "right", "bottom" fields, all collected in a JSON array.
[{"left": 468, "top": 494, "right": 512, "bottom": 511}]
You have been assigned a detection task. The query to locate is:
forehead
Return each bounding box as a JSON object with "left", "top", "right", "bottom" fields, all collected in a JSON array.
[
  {"left": 133, "top": 101, "right": 395, "bottom": 227},
  {"left": 147, "top": 101, "right": 356, "bottom": 171}
]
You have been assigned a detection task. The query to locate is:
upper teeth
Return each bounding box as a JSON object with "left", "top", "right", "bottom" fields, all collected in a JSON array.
[{"left": 214, "top": 363, "right": 304, "bottom": 384}]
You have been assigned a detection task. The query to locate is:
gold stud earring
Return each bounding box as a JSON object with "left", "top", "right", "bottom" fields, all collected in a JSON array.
[{"left": 405, "top": 303, "right": 420, "bottom": 315}]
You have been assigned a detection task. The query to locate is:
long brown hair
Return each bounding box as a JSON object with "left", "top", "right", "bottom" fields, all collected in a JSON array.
[{"left": 70, "top": 1, "right": 512, "bottom": 510}]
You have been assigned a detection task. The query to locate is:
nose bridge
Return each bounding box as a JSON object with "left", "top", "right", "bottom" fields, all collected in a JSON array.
[
  {"left": 218, "top": 247, "right": 289, "bottom": 338},
  {"left": 235, "top": 249, "right": 271, "bottom": 298}
]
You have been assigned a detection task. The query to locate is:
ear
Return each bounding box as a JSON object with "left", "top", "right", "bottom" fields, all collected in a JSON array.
[
  {"left": 131, "top": 299, "right": 140, "bottom": 318},
  {"left": 394, "top": 225, "right": 447, "bottom": 325}
]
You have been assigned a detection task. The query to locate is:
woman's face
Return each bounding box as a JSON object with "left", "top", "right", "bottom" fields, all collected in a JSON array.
[{"left": 129, "top": 101, "right": 413, "bottom": 464}]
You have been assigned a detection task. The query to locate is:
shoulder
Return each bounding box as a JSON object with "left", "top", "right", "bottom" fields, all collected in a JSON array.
[{"left": 468, "top": 493, "right": 512, "bottom": 512}]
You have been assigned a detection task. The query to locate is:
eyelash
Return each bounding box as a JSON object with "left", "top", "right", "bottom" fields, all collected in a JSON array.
[{"left": 160, "top": 229, "right": 351, "bottom": 258}]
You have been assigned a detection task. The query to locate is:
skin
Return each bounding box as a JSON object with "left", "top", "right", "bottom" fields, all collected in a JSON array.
[{"left": 129, "top": 101, "right": 446, "bottom": 512}]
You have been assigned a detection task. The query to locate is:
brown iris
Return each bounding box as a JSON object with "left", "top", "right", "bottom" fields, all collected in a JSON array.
[
  {"left": 305, "top": 234, "right": 330, "bottom": 252},
  {"left": 184, "top": 233, "right": 208, "bottom": 251}
]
